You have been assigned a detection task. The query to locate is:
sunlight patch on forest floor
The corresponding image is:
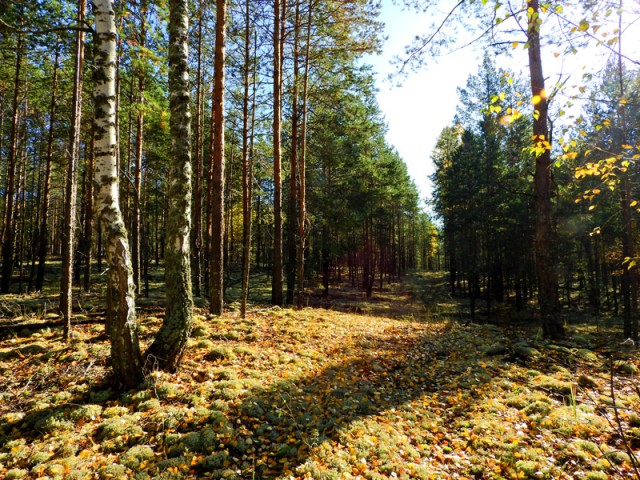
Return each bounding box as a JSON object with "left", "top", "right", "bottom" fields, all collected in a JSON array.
[{"left": 0, "top": 272, "right": 639, "bottom": 479}]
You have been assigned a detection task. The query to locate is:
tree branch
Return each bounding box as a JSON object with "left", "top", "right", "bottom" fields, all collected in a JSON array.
[{"left": 0, "top": 17, "right": 94, "bottom": 35}]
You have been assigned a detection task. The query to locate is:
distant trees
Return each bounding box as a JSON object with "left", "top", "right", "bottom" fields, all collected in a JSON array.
[{"left": 0, "top": 0, "right": 433, "bottom": 386}]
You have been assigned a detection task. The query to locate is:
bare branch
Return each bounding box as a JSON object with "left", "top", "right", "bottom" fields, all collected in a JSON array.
[{"left": 0, "top": 17, "right": 94, "bottom": 35}]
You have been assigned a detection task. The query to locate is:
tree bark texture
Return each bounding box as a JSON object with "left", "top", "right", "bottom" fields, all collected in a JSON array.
[
  {"left": 62, "top": 0, "right": 87, "bottom": 339},
  {"left": 1, "top": 34, "right": 23, "bottom": 293},
  {"left": 93, "top": 0, "right": 143, "bottom": 388},
  {"left": 146, "top": 0, "right": 194, "bottom": 372},
  {"left": 527, "top": 0, "right": 563, "bottom": 338},
  {"left": 210, "top": 0, "right": 227, "bottom": 315},
  {"left": 296, "top": 0, "right": 312, "bottom": 308},
  {"left": 271, "top": 0, "right": 284, "bottom": 305},
  {"left": 191, "top": 7, "right": 204, "bottom": 297},
  {"left": 240, "top": 0, "right": 253, "bottom": 318},
  {"left": 35, "top": 47, "right": 60, "bottom": 292}
]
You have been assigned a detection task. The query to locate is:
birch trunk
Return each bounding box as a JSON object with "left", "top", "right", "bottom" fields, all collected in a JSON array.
[
  {"left": 146, "top": 0, "right": 194, "bottom": 372},
  {"left": 93, "top": 0, "right": 143, "bottom": 388}
]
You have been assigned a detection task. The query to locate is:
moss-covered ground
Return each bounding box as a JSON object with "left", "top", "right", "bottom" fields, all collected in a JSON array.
[{"left": 0, "top": 272, "right": 639, "bottom": 479}]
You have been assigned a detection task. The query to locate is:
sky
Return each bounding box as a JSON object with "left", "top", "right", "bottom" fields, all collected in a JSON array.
[
  {"left": 364, "top": 0, "right": 635, "bottom": 211},
  {"left": 364, "top": 1, "right": 480, "bottom": 209}
]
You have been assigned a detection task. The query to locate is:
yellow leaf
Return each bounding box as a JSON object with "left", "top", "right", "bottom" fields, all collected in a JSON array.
[
  {"left": 553, "top": 52, "right": 560, "bottom": 58},
  {"left": 620, "top": 98, "right": 627, "bottom": 106},
  {"left": 588, "top": 205, "right": 596, "bottom": 211},
  {"left": 512, "top": 41, "right": 520, "bottom": 48}
]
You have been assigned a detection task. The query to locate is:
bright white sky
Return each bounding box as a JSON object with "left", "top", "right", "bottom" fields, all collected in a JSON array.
[
  {"left": 364, "top": 1, "right": 478, "bottom": 208},
  {"left": 365, "top": 0, "right": 635, "bottom": 211}
]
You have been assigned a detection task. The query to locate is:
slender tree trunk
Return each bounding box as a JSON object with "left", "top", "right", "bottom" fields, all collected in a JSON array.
[
  {"left": 82, "top": 123, "right": 95, "bottom": 291},
  {"left": 240, "top": 0, "right": 254, "bottom": 318},
  {"left": 132, "top": 0, "right": 147, "bottom": 293},
  {"left": 614, "top": 2, "right": 638, "bottom": 342},
  {"left": 296, "top": 0, "right": 312, "bottom": 308},
  {"left": 1, "top": 34, "right": 24, "bottom": 293},
  {"left": 191, "top": 6, "right": 204, "bottom": 297},
  {"left": 286, "top": 0, "right": 301, "bottom": 305},
  {"left": 205, "top": 78, "right": 215, "bottom": 292},
  {"left": 35, "top": 47, "right": 60, "bottom": 292},
  {"left": 93, "top": 0, "right": 143, "bottom": 388},
  {"left": 210, "top": 0, "right": 227, "bottom": 315},
  {"left": 147, "top": 0, "right": 194, "bottom": 372},
  {"left": 527, "top": 0, "right": 563, "bottom": 338},
  {"left": 271, "top": 0, "right": 284, "bottom": 305},
  {"left": 61, "top": 0, "right": 87, "bottom": 339}
]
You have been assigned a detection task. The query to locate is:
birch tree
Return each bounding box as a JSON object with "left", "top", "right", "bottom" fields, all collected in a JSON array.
[
  {"left": 146, "top": 0, "right": 194, "bottom": 371},
  {"left": 93, "top": 0, "right": 143, "bottom": 388}
]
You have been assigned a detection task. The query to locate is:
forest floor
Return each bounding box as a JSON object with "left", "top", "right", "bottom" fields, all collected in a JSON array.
[{"left": 0, "top": 271, "right": 639, "bottom": 479}]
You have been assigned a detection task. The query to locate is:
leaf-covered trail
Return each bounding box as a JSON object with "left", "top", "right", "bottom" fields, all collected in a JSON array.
[{"left": 0, "top": 272, "right": 639, "bottom": 479}]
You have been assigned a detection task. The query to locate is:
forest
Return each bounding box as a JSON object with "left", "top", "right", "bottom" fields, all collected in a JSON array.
[{"left": 0, "top": 0, "right": 639, "bottom": 479}]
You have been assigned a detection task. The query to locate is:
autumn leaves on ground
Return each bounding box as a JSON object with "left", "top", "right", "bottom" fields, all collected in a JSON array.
[{"left": 1, "top": 272, "right": 639, "bottom": 480}]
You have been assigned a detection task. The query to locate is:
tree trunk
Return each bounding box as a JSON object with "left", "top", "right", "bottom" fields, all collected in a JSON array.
[
  {"left": 296, "top": 0, "right": 312, "bottom": 308},
  {"left": 191, "top": 6, "right": 204, "bottom": 297},
  {"left": 132, "top": 0, "right": 147, "bottom": 293},
  {"left": 82, "top": 119, "right": 95, "bottom": 291},
  {"left": 1, "top": 33, "right": 24, "bottom": 293},
  {"left": 240, "top": 0, "right": 254, "bottom": 318},
  {"left": 93, "top": 0, "right": 143, "bottom": 389},
  {"left": 527, "top": 0, "right": 563, "bottom": 338},
  {"left": 61, "top": 0, "right": 87, "bottom": 339},
  {"left": 146, "top": 0, "right": 194, "bottom": 372},
  {"left": 286, "top": 0, "right": 300, "bottom": 305},
  {"left": 35, "top": 47, "right": 60, "bottom": 292},
  {"left": 210, "top": 0, "right": 227, "bottom": 316},
  {"left": 271, "top": 0, "right": 285, "bottom": 305}
]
